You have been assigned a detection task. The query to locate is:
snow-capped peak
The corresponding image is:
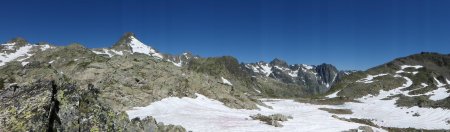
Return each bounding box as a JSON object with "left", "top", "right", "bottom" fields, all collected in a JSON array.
[{"left": 128, "top": 36, "right": 164, "bottom": 59}]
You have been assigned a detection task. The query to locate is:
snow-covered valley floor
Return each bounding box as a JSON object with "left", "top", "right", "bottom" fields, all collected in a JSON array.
[
  {"left": 127, "top": 94, "right": 386, "bottom": 132},
  {"left": 127, "top": 65, "right": 450, "bottom": 132}
]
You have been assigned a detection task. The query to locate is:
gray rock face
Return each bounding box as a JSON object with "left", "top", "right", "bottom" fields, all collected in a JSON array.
[
  {"left": 0, "top": 79, "right": 186, "bottom": 131},
  {"left": 0, "top": 33, "right": 354, "bottom": 131},
  {"left": 164, "top": 52, "right": 199, "bottom": 67},
  {"left": 112, "top": 32, "right": 134, "bottom": 51},
  {"left": 244, "top": 59, "right": 344, "bottom": 94}
]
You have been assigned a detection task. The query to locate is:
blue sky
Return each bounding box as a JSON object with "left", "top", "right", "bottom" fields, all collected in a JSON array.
[{"left": 1, "top": 0, "right": 450, "bottom": 70}]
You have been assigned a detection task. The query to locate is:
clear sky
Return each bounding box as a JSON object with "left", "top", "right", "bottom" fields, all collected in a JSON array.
[{"left": 1, "top": 0, "right": 450, "bottom": 70}]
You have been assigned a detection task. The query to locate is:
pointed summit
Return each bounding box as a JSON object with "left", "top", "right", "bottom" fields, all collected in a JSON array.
[
  {"left": 270, "top": 58, "right": 288, "bottom": 67},
  {"left": 111, "top": 32, "right": 163, "bottom": 59},
  {"left": 112, "top": 32, "right": 134, "bottom": 51}
]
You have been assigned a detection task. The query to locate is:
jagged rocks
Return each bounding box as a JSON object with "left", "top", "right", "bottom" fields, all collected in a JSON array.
[
  {"left": 249, "top": 113, "right": 293, "bottom": 127},
  {"left": 244, "top": 58, "right": 345, "bottom": 95},
  {"left": 0, "top": 80, "right": 186, "bottom": 131}
]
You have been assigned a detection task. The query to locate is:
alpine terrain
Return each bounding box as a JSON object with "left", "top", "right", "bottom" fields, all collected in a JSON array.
[{"left": 1, "top": 33, "right": 449, "bottom": 131}]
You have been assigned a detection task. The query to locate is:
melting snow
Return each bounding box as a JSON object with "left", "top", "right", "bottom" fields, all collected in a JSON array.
[
  {"left": 326, "top": 90, "right": 340, "bottom": 98},
  {"left": 221, "top": 77, "right": 233, "bottom": 86},
  {"left": 434, "top": 77, "right": 446, "bottom": 87},
  {"left": 421, "top": 83, "right": 428, "bottom": 88},
  {"left": 129, "top": 36, "right": 163, "bottom": 59},
  {"left": 253, "top": 88, "right": 261, "bottom": 93},
  {"left": 0, "top": 44, "right": 33, "bottom": 66},
  {"left": 126, "top": 65, "right": 450, "bottom": 131},
  {"left": 92, "top": 49, "right": 123, "bottom": 57},
  {"left": 21, "top": 61, "right": 29, "bottom": 66},
  {"left": 126, "top": 94, "right": 383, "bottom": 132},
  {"left": 356, "top": 73, "right": 389, "bottom": 83},
  {"left": 400, "top": 65, "right": 423, "bottom": 69},
  {"left": 326, "top": 66, "right": 450, "bottom": 129},
  {"left": 338, "top": 74, "right": 450, "bottom": 129},
  {"left": 396, "top": 65, "right": 423, "bottom": 74},
  {"left": 428, "top": 88, "right": 450, "bottom": 101},
  {"left": 168, "top": 59, "right": 183, "bottom": 67}
]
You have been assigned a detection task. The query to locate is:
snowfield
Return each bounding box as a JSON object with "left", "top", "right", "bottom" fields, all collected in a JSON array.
[
  {"left": 0, "top": 44, "right": 33, "bottom": 66},
  {"left": 1, "top": 43, "right": 53, "bottom": 66},
  {"left": 129, "top": 36, "right": 164, "bottom": 59},
  {"left": 127, "top": 94, "right": 383, "bottom": 132},
  {"left": 334, "top": 65, "right": 450, "bottom": 129},
  {"left": 221, "top": 77, "right": 233, "bottom": 86},
  {"left": 126, "top": 64, "right": 450, "bottom": 131}
]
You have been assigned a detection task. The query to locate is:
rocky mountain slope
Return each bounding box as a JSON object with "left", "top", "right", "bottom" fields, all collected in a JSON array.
[
  {"left": 244, "top": 59, "right": 348, "bottom": 94},
  {"left": 0, "top": 34, "right": 255, "bottom": 131},
  {"left": 2, "top": 33, "right": 448, "bottom": 131},
  {"left": 326, "top": 52, "right": 450, "bottom": 108},
  {"left": 0, "top": 33, "right": 346, "bottom": 131},
  {"left": 124, "top": 51, "right": 450, "bottom": 131},
  {"left": 311, "top": 52, "right": 450, "bottom": 130}
]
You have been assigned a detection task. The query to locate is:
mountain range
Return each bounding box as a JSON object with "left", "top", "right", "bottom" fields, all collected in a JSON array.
[{"left": 1, "top": 33, "right": 449, "bottom": 131}]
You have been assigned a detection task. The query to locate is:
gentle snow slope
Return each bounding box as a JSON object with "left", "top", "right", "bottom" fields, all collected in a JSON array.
[
  {"left": 127, "top": 94, "right": 382, "bottom": 132},
  {"left": 329, "top": 65, "right": 450, "bottom": 129}
]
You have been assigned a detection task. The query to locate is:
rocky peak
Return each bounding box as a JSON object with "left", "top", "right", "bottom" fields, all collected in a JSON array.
[
  {"left": 112, "top": 32, "right": 134, "bottom": 51},
  {"left": 110, "top": 32, "right": 163, "bottom": 58},
  {"left": 5, "top": 37, "right": 29, "bottom": 47},
  {"left": 269, "top": 58, "right": 288, "bottom": 68},
  {"left": 315, "top": 63, "right": 339, "bottom": 87}
]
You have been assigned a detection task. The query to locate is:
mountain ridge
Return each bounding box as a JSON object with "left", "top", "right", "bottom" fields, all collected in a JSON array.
[{"left": 1, "top": 33, "right": 450, "bottom": 131}]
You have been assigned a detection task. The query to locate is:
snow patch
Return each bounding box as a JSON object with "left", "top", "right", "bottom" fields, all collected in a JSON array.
[
  {"left": 221, "top": 77, "right": 233, "bottom": 86},
  {"left": 420, "top": 83, "right": 428, "bottom": 88},
  {"left": 326, "top": 90, "right": 341, "bottom": 98},
  {"left": 168, "top": 60, "right": 182, "bottom": 67},
  {"left": 92, "top": 49, "right": 123, "bottom": 57},
  {"left": 356, "top": 73, "right": 389, "bottom": 83},
  {"left": 339, "top": 74, "right": 450, "bottom": 129},
  {"left": 253, "top": 88, "right": 261, "bottom": 94},
  {"left": 428, "top": 88, "right": 450, "bottom": 101},
  {"left": 129, "top": 36, "right": 163, "bottom": 59},
  {"left": 21, "top": 61, "right": 29, "bottom": 66},
  {"left": 396, "top": 65, "right": 423, "bottom": 74},
  {"left": 434, "top": 77, "right": 446, "bottom": 87},
  {"left": 400, "top": 65, "right": 423, "bottom": 69},
  {"left": 259, "top": 63, "right": 272, "bottom": 77},
  {"left": 0, "top": 44, "right": 33, "bottom": 66},
  {"left": 39, "top": 44, "right": 53, "bottom": 51},
  {"left": 301, "top": 64, "right": 313, "bottom": 70},
  {"left": 126, "top": 94, "right": 383, "bottom": 132}
]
